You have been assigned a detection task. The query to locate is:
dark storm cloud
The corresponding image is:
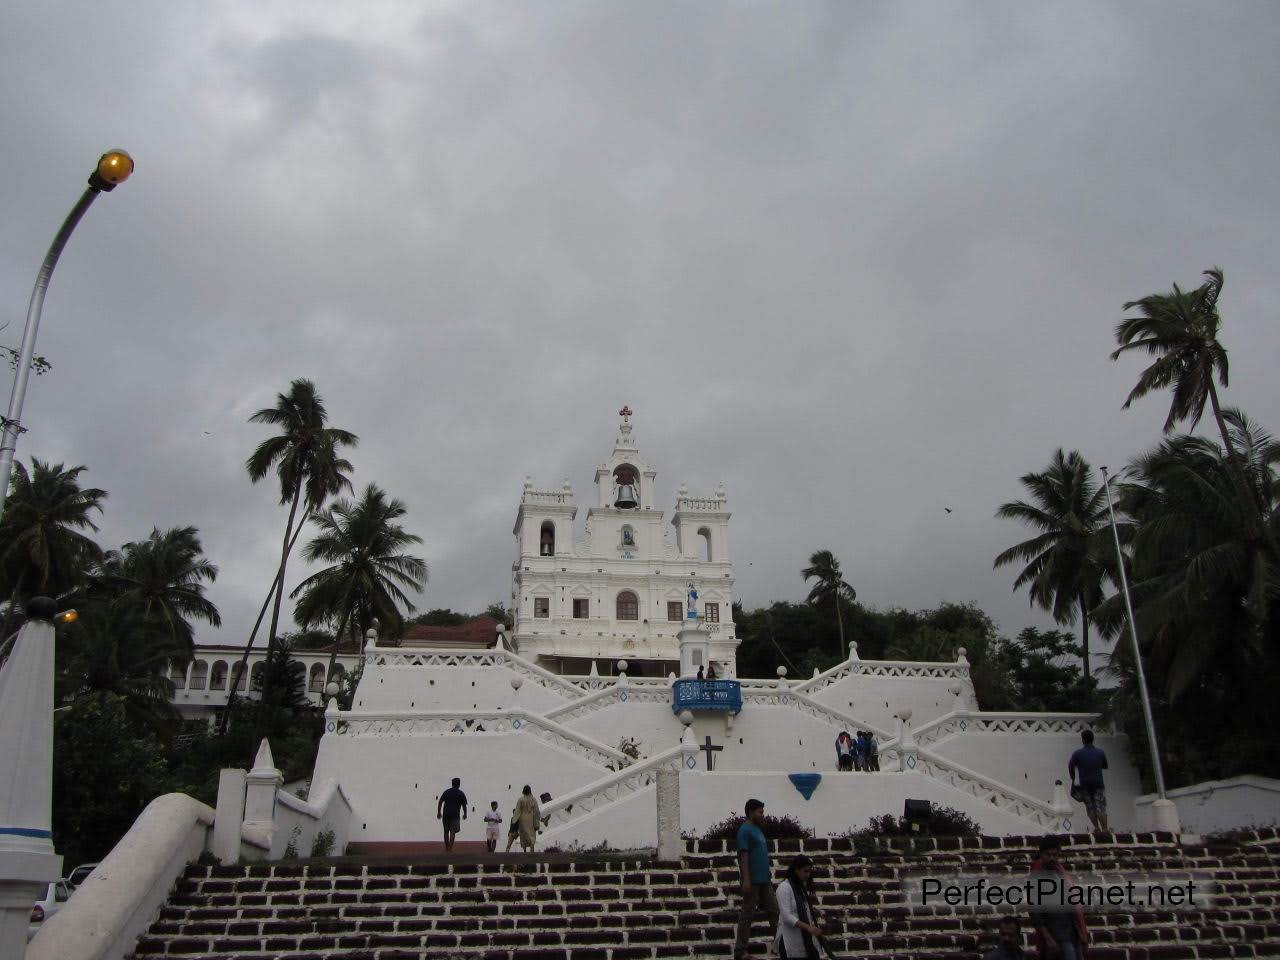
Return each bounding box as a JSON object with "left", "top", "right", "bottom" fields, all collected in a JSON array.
[{"left": 2, "top": 2, "right": 1278, "bottom": 666}]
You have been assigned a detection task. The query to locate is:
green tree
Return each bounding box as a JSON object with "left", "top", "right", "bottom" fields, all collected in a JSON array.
[
  {"left": 233, "top": 379, "right": 355, "bottom": 724},
  {"left": 91, "top": 526, "right": 220, "bottom": 657},
  {"left": 1112, "top": 267, "right": 1280, "bottom": 560},
  {"left": 801, "top": 549, "right": 857, "bottom": 660},
  {"left": 483, "top": 602, "right": 512, "bottom": 628},
  {"left": 52, "top": 693, "right": 168, "bottom": 867},
  {"left": 0, "top": 459, "right": 106, "bottom": 638},
  {"left": 1097, "top": 412, "right": 1280, "bottom": 782},
  {"left": 55, "top": 600, "right": 182, "bottom": 733},
  {"left": 994, "top": 449, "right": 1110, "bottom": 681},
  {"left": 291, "top": 483, "right": 427, "bottom": 679}
]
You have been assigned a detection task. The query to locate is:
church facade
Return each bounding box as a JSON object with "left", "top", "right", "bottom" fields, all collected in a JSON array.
[{"left": 510, "top": 409, "right": 739, "bottom": 678}]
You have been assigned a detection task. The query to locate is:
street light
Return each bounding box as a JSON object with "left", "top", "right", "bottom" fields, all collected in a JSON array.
[
  {"left": 1100, "top": 465, "right": 1179, "bottom": 832},
  {"left": 0, "top": 150, "right": 134, "bottom": 522}
]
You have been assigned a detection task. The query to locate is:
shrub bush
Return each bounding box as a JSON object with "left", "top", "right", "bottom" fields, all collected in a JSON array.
[
  {"left": 700, "top": 813, "right": 814, "bottom": 842},
  {"left": 837, "top": 805, "right": 981, "bottom": 856}
]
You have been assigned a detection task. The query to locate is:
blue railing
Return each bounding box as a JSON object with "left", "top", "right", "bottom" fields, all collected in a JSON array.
[{"left": 671, "top": 679, "right": 743, "bottom": 715}]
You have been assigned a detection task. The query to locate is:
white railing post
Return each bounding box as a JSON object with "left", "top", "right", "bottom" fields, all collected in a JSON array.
[
  {"left": 896, "top": 708, "right": 918, "bottom": 769},
  {"left": 656, "top": 767, "right": 682, "bottom": 861},
  {"left": 243, "top": 740, "right": 282, "bottom": 839},
  {"left": 212, "top": 769, "right": 247, "bottom": 865}
]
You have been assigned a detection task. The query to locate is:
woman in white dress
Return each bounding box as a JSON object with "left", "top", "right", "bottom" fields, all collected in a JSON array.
[{"left": 776, "top": 855, "right": 825, "bottom": 959}]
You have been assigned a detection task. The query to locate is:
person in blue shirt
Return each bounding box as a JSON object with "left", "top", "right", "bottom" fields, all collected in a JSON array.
[
  {"left": 1068, "top": 730, "right": 1109, "bottom": 832},
  {"left": 734, "top": 798, "right": 778, "bottom": 960}
]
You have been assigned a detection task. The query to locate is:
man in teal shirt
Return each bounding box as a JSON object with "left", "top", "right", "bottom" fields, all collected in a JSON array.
[{"left": 735, "top": 798, "right": 778, "bottom": 959}]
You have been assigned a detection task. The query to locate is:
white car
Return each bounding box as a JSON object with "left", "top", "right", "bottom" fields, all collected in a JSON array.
[
  {"left": 67, "top": 862, "right": 99, "bottom": 888},
  {"left": 28, "top": 880, "right": 71, "bottom": 940}
]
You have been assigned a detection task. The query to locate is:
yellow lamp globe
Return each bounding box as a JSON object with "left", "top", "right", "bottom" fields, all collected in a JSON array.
[{"left": 96, "top": 149, "right": 134, "bottom": 186}]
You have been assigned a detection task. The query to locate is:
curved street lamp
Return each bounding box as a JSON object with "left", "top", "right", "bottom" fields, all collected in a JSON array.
[{"left": 0, "top": 150, "right": 134, "bottom": 522}]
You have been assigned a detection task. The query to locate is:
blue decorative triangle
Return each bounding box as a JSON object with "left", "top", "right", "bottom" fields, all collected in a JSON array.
[{"left": 788, "top": 773, "right": 822, "bottom": 801}]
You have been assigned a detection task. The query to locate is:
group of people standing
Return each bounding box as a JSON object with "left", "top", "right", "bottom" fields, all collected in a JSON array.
[
  {"left": 833, "top": 730, "right": 878, "bottom": 771},
  {"left": 436, "top": 778, "right": 544, "bottom": 853}
]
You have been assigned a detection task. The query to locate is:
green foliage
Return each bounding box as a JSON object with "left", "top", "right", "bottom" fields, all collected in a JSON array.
[
  {"left": 409, "top": 608, "right": 471, "bottom": 627},
  {"left": 801, "top": 549, "right": 856, "bottom": 659},
  {"left": 0, "top": 459, "right": 106, "bottom": 612},
  {"left": 1095, "top": 411, "right": 1280, "bottom": 785},
  {"left": 290, "top": 482, "right": 427, "bottom": 644},
  {"left": 483, "top": 603, "right": 513, "bottom": 628},
  {"left": 1, "top": 345, "right": 51, "bottom": 376},
  {"left": 994, "top": 449, "right": 1110, "bottom": 679},
  {"left": 90, "top": 526, "right": 221, "bottom": 656},
  {"left": 310, "top": 828, "right": 337, "bottom": 858},
  {"left": 52, "top": 693, "right": 169, "bottom": 867},
  {"left": 700, "top": 813, "right": 814, "bottom": 841},
  {"left": 839, "top": 805, "right": 981, "bottom": 857}
]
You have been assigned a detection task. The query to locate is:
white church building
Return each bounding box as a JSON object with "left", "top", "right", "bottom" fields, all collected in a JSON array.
[
  {"left": 511, "top": 407, "right": 737, "bottom": 679},
  {"left": 307, "top": 411, "right": 1158, "bottom": 851}
]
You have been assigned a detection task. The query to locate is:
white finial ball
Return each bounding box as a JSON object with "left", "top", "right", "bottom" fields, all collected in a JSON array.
[
  {"left": 678, "top": 709, "right": 694, "bottom": 727},
  {"left": 325, "top": 681, "right": 339, "bottom": 698},
  {"left": 371, "top": 618, "right": 380, "bottom": 629},
  {"left": 897, "top": 707, "right": 913, "bottom": 722},
  {"left": 616, "top": 660, "right": 628, "bottom": 673},
  {"left": 668, "top": 671, "right": 677, "bottom": 681},
  {"left": 510, "top": 675, "right": 524, "bottom": 691},
  {"left": 776, "top": 665, "right": 788, "bottom": 678},
  {"left": 956, "top": 646, "right": 967, "bottom": 658},
  {"left": 365, "top": 627, "right": 378, "bottom": 640}
]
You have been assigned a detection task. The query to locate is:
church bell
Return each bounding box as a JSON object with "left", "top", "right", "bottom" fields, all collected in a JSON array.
[{"left": 615, "top": 483, "right": 638, "bottom": 509}]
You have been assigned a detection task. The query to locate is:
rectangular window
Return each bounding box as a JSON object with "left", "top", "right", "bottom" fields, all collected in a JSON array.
[
  {"left": 667, "top": 601, "right": 683, "bottom": 622},
  {"left": 705, "top": 603, "right": 720, "bottom": 623},
  {"left": 534, "top": 597, "right": 550, "bottom": 618},
  {"left": 573, "top": 598, "right": 589, "bottom": 619}
]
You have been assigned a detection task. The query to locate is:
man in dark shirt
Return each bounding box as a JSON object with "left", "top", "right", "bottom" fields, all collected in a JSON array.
[
  {"left": 1068, "top": 730, "right": 1109, "bottom": 832},
  {"left": 437, "top": 777, "right": 468, "bottom": 852}
]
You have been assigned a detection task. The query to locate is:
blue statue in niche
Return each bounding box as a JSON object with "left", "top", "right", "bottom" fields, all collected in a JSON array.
[{"left": 687, "top": 582, "right": 698, "bottom": 620}]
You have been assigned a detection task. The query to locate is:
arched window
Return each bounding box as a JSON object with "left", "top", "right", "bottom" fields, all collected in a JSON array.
[
  {"left": 616, "top": 591, "right": 639, "bottom": 621},
  {"left": 189, "top": 661, "right": 209, "bottom": 691},
  {"left": 698, "top": 527, "right": 713, "bottom": 562},
  {"left": 210, "top": 661, "right": 228, "bottom": 690},
  {"left": 620, "top": 525, "right": 635, "bottom": 547},
  {"left": 250, "top": 662, "right": 265, "bottom": 691},
  {"left": 540, "top": 521, "right": 556, "bottom": 557},
  {"left": 168, "top": 662, "right": 187, "bottom": 689},
  {"left": 309, "top": 663, "right": 326, "bottom": 692},
  {"left": 229, "top": 662, "right": 247, "bottom": 691}
]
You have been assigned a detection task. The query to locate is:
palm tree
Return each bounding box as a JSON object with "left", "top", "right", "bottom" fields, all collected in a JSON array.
[
  {"left": 55, "top": 599, "right": 182, "bottom": 732},
  {"left": 0, "top": 459, "right": 106, "bottom": 640},
  {"left": 801, "top": 549, "right": 856, "bottom": 660},
  {"left": 238, "top": 380, "right": 356, "bottom": 702},
  {"left": 1095, "top": 411, "right": 1280, "bottom": 780},
  {"left": 1112, "top": 267, "right": 1280, "bottom": 559},
  {"left": 91, "top": 526, "right": 221, "bottom": 657},
  {"left": 994, "top": 449, "right": 1110, "bottom": 681},
  {"left": 291, "top": 483, "right": 427, "bottom": 681}
]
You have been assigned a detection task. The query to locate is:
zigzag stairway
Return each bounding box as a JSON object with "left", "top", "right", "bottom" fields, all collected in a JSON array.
[{"left": 129, "top": 830, "right": 1280, "bottom": 959}]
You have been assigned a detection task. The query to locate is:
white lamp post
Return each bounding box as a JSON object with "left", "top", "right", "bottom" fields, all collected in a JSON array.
[
  {"left": 0, "top": 151, "right": 134, "bottom": 522},
  {"left": 0, "top": 598, "right": 63, "bottom": 958},
  {"left": 1100, "top": 466, "right": 1178, "bottom": 831}
]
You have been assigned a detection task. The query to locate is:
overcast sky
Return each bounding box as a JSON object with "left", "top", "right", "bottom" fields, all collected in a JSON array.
[{"left": 3, "top": 2, "right": 1278, "bottom": 663}]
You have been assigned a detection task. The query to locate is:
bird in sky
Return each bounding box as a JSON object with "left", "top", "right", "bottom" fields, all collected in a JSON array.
[{"left": 944, "top": 507, "right": 953, "bottom": 514}]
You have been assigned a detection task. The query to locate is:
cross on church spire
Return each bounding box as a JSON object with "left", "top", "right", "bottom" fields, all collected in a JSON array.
[{"left": 619, "top": 405, "right": 633, "bottom": 419}]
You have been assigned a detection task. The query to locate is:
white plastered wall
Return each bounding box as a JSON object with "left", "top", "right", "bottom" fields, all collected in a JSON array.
[
  {"left": 311, "top": 730, "right": 616, "bottom": 843},
  {"left": 932, "top": 730, "right": 1141, "bottom": 828}
]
